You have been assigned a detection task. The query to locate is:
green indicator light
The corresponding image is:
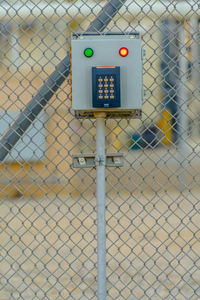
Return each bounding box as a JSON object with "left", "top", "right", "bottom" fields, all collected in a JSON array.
[{"left": 84, "top": 48, "right": 93, "bottom": 57}]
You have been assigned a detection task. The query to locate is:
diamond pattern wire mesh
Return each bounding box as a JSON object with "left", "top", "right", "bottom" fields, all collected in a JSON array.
[{"left": 0, "top": 1, "right": 200, "bottom": 299}]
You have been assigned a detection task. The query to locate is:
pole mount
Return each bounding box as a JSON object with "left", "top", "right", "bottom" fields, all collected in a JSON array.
[
  {"left": 94, "top": 112, "right": 107, "bottom": 118},
  {"left": 72, "top": 153, "right": 124, "bottom": 168}
]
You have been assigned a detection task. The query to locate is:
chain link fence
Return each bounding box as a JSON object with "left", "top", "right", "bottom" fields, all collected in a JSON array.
[{"left": 0, "top": 0, "right": 200, "bottom": 299}]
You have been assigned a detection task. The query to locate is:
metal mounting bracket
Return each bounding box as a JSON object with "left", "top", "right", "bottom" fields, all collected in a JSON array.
[{"left": 72, "top": 153, "right": 124, "bottom": 168}]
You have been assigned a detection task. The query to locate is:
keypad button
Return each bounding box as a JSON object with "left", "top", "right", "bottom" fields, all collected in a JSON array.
[
  {"left": 104, "top": 84, "right": 108, "bottom": 88},
  {"left": 98, "top": 84, "right": 103, "bottom": 88},
  {"left": 98, "top": 96, "right": 103, "bottom": 99},
  {"left": 104, "top": 96, "right": 109, "bottom": 99},
  {"left": 110, "top": 95, "right": 114, "bottom": 99},
  {"left": 99, "top": 90, "right": 103, "bottom": 94},
  {"left": 110, "top": 90, "right": 114, "bottom": 94},
  {"left": 110, "top": 84, "right": 114, "bottom": 88},
  {"left": 104, "top": 90, "right": 109, "bottom": 94}
]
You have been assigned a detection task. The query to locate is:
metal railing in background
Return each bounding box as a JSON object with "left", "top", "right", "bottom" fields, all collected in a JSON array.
[{"left": 0, "top": 1, "right": 200, "bottom": 299}]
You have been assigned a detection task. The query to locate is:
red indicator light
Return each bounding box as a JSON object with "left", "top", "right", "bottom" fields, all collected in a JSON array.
[{"left": 119, "top": 47, "right": 128, "bottom": 57}]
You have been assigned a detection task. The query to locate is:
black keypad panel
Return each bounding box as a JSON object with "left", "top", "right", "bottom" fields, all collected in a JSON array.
[{"left": 92, "top": 67, "right": 120, "bottom": 108}]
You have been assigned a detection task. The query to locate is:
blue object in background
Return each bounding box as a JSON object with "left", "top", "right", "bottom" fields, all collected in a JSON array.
[{"left": 131, "top": 127, "right": 160, "bottom": 150}]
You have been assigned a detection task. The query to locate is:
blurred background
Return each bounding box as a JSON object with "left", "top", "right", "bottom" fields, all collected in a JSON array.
[{"left": 0, "top": 1, "right": 200, "bottom": 299}]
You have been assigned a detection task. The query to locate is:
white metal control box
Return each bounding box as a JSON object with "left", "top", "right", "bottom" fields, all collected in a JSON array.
[{"left": 71, "top": 33, "right": 143, "bottom": 118}]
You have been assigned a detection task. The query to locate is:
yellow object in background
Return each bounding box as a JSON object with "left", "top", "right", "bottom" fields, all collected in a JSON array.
[
  {"left": 157, "top": 110, "right": 173, "bottom": 145},
  {"left": 112, "top": 127, "right": 122, "bottom": 150}
]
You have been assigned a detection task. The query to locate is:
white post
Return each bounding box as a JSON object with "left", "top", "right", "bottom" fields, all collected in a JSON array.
[
  {"left": 178, "top": 23, "right": 188, "bottom": 189},
  {"left": 95, "top": 112, "right": 106, "bottom": 300},
  {"left": 11, "top": 27, "right": 20, "bottom": 71}
]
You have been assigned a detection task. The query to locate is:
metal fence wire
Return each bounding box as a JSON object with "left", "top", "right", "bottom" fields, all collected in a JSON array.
[{"left": 0, "top": 0, "right": 200, "bottom": 299}]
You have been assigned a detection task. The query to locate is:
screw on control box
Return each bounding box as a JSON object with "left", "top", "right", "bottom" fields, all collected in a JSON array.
[{"left": 92, "top": 66, "right": 120, "bottom": 108}]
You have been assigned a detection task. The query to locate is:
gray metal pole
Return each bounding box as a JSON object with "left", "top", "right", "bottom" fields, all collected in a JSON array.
[
  {"left": 190, "top": 17, "right": 200, "bottom": 139},
  {"left": 191, "top": 17, "right": 199, "bottom": 86},
  {"left": 0, "top": 0, "right": 127, "bottom": 162},
  {"left": 95, "top": 113, "right": 106, "bottom": 300},
  {"left": 178, "top": 23, "right": 188, "bottom": 190}
]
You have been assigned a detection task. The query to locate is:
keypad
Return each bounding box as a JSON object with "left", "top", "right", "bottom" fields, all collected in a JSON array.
[
  {"left": 92, "top": 66, "right": 120, "bottom": 108},
  {"left": 97, "top": 75, "right": 116, "bottom": 101}
]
